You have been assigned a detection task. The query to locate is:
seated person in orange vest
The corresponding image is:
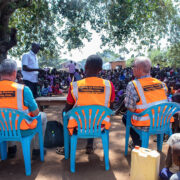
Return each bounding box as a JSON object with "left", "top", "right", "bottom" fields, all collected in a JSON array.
[
  {"left": 122, "top": 56, "right": 172, "bottom": 148},
  {"left": 57, "top": 55, "right": 115, "bottom": 154},
  {"left": 0, "top": 59, "right": 47, "bottom": 159}
]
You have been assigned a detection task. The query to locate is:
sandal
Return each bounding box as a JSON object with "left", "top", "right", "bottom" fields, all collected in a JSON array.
[
  {"left": 86, "top": 146, "right": 94, "bottom": 154},
  {"left": 56, "top": 147, "right": 64, "bottom": 155},
  {"left": 128, "top": 140, "right": 135, "bottom": 150}
]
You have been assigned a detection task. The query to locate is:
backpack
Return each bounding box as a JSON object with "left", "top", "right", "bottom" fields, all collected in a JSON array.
[{"left": 44, "top": 121, "right": 64, "bottom": 148}]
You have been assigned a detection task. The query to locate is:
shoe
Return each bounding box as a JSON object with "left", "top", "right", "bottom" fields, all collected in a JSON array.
[
  {"left": 85, "top": 146, "right": 94, "bottom": 154},
  {"left": 128, "top": 141, "right": 135, "bottom": 150},
  {"left": 8, "top": 145, "right": 17, "bottom": 159},
  {"left": 32, "top": 149, "right": 46, "bottom": 160},
  {"left": 153, "top": 138, "right": 158, "bottom": 142},
  {"left": 154, "top": 135, "right": 169, "bottom": 143},
  {"left": 56, "top": 147, "right": 64, "bottom": 155}
]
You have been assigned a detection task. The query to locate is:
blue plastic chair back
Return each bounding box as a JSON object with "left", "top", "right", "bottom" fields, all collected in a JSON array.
[
  {"left": 125, "top": 102, "right": 180, "bottom": 155},
  {"left": 0, "top": 108, "right": 35, "bottom": 141},
  {"left": 65, "top": 105, "right": 113, "bottom": 137},
  {"left": 130, "top": 102, "right": 180, "bottom": 133},
  {"left": 64, "top": 105, "right": 114, "bottom": 172},
  {"left": 0, "top": 108, "right": 44, "bottom": 176}
]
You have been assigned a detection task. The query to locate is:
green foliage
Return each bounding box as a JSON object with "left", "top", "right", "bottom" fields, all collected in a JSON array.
[
  {"left": 9, "top": 0, "right": 60, "bottom": 59},
  {"left": 148, "top": 49, "right": 169, "bottom": 67},
  {"left": 126, "top": 58, "right": 134, "bottom": 67},
  {"left": 100, "top": 0, "right": 178, "bottom": 47},
  {"left": 38, "top": 56, "right": 67, "bottom": 68},
  {"left": 167, "top": 43, "right": 180, "bottom": 68},
  {"left": 148, "top": 42, "right": 180, "bottom": 68},
  {"left": 1, "top": 0, "right": 179, "bottom": 65},
  {"left": 97, "top": 49, "right": 119, "bottom": 62}
]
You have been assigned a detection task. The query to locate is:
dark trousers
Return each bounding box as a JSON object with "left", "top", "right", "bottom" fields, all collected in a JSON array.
[
  {"left": 70, "top": 73, "right": 74, "bottom": 81},
  {"left": 122, "top": 114, "right": 141, "bottom": 146},
  {"left": 24, "top": 80, "right": 38, "bottom": 98}
]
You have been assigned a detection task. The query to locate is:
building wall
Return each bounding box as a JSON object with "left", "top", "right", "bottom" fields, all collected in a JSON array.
[{"left": 110, "top": 61, "right": 126, "bottom": 69}]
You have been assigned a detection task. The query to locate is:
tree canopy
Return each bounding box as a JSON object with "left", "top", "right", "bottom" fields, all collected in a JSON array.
[{"left": 0, "top": 0, "right": 179, "bottom": 64}]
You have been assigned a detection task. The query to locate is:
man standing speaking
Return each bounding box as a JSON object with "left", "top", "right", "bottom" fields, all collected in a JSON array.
[{"left": 22, "top": 43, "right": 42, "bottom": 98}]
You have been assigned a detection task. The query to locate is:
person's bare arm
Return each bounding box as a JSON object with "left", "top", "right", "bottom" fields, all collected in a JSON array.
[
  {"left": 30, "top": 107, "right": 40, "bottom": 117},
  {"left": 64, "top": 103, "right": 73, "bottom": 113},
  {"left": 110, "top": 102, "right": 113, "bottom": 109},
  {"left": 23, "top": 65, "right": 42, "bottom": 72}
]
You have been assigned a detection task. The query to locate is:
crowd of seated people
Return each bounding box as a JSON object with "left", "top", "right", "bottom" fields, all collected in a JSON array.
[
  {"left": 16, "top": 65, "right": 180, "bottom": 102},
  {"left": 16, "top": 68, "right": 85, "bottom": 97}
]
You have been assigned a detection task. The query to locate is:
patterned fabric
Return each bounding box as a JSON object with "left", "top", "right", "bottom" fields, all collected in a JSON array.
[{"left": 125, "top": 81, "right": 139, "bottom": 110}]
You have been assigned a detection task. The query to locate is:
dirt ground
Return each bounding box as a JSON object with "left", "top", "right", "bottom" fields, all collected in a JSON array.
[{"left": 0, "top": 105, "right": 168, "bottom": 180}]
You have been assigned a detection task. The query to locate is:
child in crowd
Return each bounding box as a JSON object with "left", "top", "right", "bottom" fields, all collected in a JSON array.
[
  {"left": 52, "top": 80, "right": 63, "bottom": 95},
  {"left": 74, "top": 69, "right": 82, "bottom": 81},
  {"left": 159, "top": 133, "right": 180, "bottom": 180},
  {"left": 16, "top": 70, "right": 23, "bottom": 84},
  {"left": 41, "top": 80, "right": 52, "bottom": 96},
  {"left": 170, "top": 142, "right": 180, "bottom": 180},
  {"left": 174, "top": 82, "right": 180, "bottom": 93},
  {"left": 172, "top": 90, "right": 180, "bottom": 133}
]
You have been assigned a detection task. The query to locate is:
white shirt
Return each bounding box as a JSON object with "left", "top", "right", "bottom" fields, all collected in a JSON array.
[{"left": 22, "top": 50, "right": 39, "bottom": 83}]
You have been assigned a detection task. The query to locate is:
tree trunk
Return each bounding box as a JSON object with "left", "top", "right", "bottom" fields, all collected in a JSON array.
[
  {"left": 0, "top": 0, "right": 32, "bottom": 63},
  {"left": 0, "top": 27, "right": 17, "bottom": 63}
]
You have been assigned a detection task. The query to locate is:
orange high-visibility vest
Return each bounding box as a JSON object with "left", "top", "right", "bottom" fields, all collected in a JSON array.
[
  {"left": 0, "top": 80, "right": 37, "bottom": 130},
  {"left": 67, "top": 77, "right": 112, "bottom": 135},
  {"left": 132, "top": 77, "right": 173, "bottom": 126}
]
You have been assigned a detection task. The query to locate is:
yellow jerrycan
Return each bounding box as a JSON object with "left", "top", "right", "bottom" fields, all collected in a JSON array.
[{"left": 130, "top": 146, "right": 160, "bottom": 180}]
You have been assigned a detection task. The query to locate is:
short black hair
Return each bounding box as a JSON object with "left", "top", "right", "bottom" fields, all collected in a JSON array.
[
  {"left": 86, "top": 55, "right": 102, "bottom": 72},
  {"left": 32, "top": 43, "right": 40, "bottom": 48}
]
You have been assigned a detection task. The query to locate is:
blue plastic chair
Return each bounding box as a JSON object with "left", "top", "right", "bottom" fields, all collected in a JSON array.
[
  {"left": 125, "top": 102, "right": 180, "bottom": 156},
  {"left": 63, "top": 105, "right": 114, "bottom": 173},
  {"left": 0, "top": 108, "right": 44, "bottom": 176}
]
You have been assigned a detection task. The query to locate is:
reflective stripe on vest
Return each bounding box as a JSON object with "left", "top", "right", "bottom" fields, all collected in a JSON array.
[
  {"left": 135, "top": 80, "right": 147, "bottom": 105},
  {"left": 136, "top": 100, "right": 168, "bottom": 110},
  {"left": 132, "top": 78, "right": 170, "bottom": 125},
  {"left": 133, "top": 79, "right": 168, "bottom": 110},
  {"left": 132, "top": 115, "right": 150, "bottom": 121},
  {"left": 0, "top": 81, "right": 37, "bottom": 129},
  {"left": 104, "top": 80, "right": 111, "bottom": 107},
  {"left": 72, "top": 81, "right": 78, "bottom": 107},
  {"left": 15, "top": 84, "right": 30, "bottom": 115}
]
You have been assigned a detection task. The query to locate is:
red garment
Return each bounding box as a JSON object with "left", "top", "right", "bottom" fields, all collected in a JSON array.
[
  {"left": 52, "top": 84, "right": 62, "bottom": 95},
  {"left": 67, "top": 81, "right": 115, "bottom": 105}
]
